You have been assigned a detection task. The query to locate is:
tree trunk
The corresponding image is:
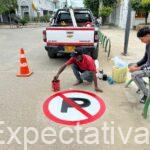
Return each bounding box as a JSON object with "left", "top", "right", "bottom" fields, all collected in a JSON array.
[
  {"left": 9, "top": 11, "right": 12, "bottom": 28},
  {"left": 102, "top": 16, "right": 107, "bottom": 25},
  {"left": 145, "top": 12, "right": 149, "bottom": 24},
  {"left": 0, "top": 14, "right": 3, "bottom": 22}
]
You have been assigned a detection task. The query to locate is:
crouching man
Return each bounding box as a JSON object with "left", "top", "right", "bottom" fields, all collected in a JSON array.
[
  {"left": 53, "top": 48, "right": 103, "bottom": 92},
  {"left": 129, "top": 27, "right": 150, "bottom": 103}
]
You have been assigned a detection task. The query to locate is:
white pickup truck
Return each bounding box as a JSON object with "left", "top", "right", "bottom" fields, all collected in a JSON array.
[{"left": 43, "top": 8, "right": 99, "bottom": 59}]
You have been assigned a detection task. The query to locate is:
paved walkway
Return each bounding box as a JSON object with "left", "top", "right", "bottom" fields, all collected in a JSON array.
[
  {"left": 99, "top": 27, "right": 150, "bottom": 117},
  {"left": 101, "top": 27, "right": 145, "bottom": 64},
  {"left": 0, "top": 22, "right": 48, "bottom": 29}
]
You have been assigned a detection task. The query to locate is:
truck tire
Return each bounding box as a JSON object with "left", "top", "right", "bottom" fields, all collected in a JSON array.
[
  {"left": 48, "top": 51, "right": 57, "bottom": 58},
  {"left": 91, "top": 44, "right": 99, "bottom": 59}
]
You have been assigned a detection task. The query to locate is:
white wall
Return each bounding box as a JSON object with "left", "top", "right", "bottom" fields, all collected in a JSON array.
[
  {"left": 17, "top": 0, "right": 56, "bottom": 18},
  {"left": 71, "top": 0, "right": 84, "bottom": 8},
  {"left": 109, "top": 0, "right": 129, "bottom": 28},
  {"left": 109, "top": 6, "right": 121, "bottom": 25},
  {"left": 118, "top": 0, "right": 129, "bottom": 29},
  {"left": 59, "top": 0, "right": 84, "bottom": 8},
  {"left": 109, "top": 0, "right": 150, "bottom": 29}
]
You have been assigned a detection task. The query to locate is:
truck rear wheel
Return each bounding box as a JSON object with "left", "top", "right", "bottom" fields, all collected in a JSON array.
[{"left": 48, "top": 51, "right": 57, "bottom": 58}]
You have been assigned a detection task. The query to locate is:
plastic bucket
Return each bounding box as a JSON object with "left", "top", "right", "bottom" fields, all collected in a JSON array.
[
  {"left": 52, "top": 80, "right": 60, "bottom": 92},
  {"left": 112, "top": 66, "right": 128, "bottom": 83}
]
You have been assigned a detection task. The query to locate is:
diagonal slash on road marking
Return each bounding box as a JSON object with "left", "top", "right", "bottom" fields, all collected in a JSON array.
[{"left": 59, "top": 94, "right": 93, "bottom": 118}]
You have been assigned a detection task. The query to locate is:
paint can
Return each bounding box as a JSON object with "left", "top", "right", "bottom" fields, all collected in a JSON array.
[{"left": 52, "top": 80, "right": 60, "bottom": 92}]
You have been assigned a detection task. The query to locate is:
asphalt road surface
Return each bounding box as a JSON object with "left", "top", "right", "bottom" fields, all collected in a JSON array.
[{"left": 0, "top": 27, "right": 150, "bottom": 150}]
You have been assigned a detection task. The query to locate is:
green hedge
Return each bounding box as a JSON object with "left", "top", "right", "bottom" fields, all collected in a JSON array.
[
  {"left": 99, "top": 6, "right": 113, "bottom": 17},
  {"left": 19, "top": 17, "right": 29, "bottom": 25},
  {"left": 33, "top": 14, "right": 51, "bottom": 22}
]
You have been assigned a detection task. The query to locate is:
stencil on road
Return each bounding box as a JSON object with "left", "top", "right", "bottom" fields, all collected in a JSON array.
[{"left": 43, "top": 90, "right": 106, "bottom": 126}]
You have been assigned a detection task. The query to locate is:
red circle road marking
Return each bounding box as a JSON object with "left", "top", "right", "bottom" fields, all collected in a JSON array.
[{"left": 43, "top": 90, "right": 106, "bottom": 126}]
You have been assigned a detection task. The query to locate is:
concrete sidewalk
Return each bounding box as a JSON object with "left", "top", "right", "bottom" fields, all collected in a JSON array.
[
  {"left": 99, "top": 27, "right": 150, "bottom": 117},
  {"left": 101, "top": 27, "right": 145, "bottom": 64},
  {"left": 0, "top": 22, "right": 49, "bottom": 29}
]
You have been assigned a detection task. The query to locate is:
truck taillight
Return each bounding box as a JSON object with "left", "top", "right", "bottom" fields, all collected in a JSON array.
[
  {"left": 94, "top": 33, "right": 99, "bottom": 42},
  {"left": 43, "top": 30, "right": 46, "bottom": 42}
]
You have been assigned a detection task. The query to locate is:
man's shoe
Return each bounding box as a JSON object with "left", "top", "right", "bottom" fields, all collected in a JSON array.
[{"left": 140, "top": 95, "right": 147, "bottom": 104}]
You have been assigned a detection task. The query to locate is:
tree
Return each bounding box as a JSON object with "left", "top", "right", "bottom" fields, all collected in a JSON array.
[
  {"left": 84, "top": 0, "right": 99, "bottom": 17},
  {"left": 0, "top": 0, "right": 8, "bottom": 14},
  {"left": 99, "top": 6, "right": 113, "bottom": 24},
  {"left": 98, "top": 0, "right": 120, "bottom": 24},
  {"left": 141, "top": 0, "right": 150, "bottom": 24},
  {"left": 131, "top": 0, "right": 150, "bottom": 24},
  {"left": 100, "top": 0, "right": 118, "bottom": 7},
  {"left": 99, "top": 6, "right": 113, "bottom": 17},
  {"left": 0, "top": 0, "right": 18, "bottom": 14},
  {"left": 141, "top": 0, "right": 150, "bottom": 8}
]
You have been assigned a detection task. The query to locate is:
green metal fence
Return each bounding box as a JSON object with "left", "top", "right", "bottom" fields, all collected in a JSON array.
[{"left": 98, "top": 31, "right": 111, "bottom": 59}]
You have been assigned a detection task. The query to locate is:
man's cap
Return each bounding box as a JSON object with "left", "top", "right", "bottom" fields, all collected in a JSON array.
[{"left": 71, "top": 47, "right": 83, "bottom": 57}]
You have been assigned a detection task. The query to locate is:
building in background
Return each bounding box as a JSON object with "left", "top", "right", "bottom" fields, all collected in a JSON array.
[
  {"left": 17, "top": 0, "right": 32, "bottom": 18},
  {"left": 17, "top": 0, "right": 58, "bottom": 19},
  {"left": 57, "top": 0, "right": 84, "bottom": 9},
  {"left": 59, "top": 0, "right": 67, "bottom": 9},
  {"left": 17, "top": 0, "right": 84, "bottom": 19},
  {"left": 108, "top": 0, "right": 150, "bottom": 29},
  {"left": 0, "top": 0, "right": 84, "bottom": 23},
  {"left": 71, "top": 0, "right": 84, "bottom": 8}
]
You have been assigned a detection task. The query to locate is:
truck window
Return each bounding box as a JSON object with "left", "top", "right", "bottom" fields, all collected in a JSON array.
[
  {"left": 75, "top": 13, "right": 92, "bottom": 23},
  {"left": 57, "top": 13, "right": 72, "bottom": 25},
  {"left": 56, "top": 12, "right": 92, "bottom": 26}
]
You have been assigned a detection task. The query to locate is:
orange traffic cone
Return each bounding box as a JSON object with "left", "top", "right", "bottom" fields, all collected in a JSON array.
[{"left": 16, "top": 48, "right": 33, "bottom": 77}]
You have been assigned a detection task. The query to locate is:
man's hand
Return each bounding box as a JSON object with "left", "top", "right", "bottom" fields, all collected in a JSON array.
[
  {"left": 53, "top": 75, "right": 59, "bottom": 81},
  {"left": 129, "top": 66, "right": 141, "bottom": 72},
  {"left": 95, "top": 87, "right": 103, "bottom": 92}
]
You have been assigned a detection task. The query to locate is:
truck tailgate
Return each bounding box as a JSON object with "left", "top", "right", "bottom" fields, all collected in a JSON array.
[{"left": 46, "top": 27, "right": 94, "bottom": 46}]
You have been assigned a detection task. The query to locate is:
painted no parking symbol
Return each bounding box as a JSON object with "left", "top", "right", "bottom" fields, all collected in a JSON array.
[{"left": 43, "top": 90, "right": 106, "bottom": 126}]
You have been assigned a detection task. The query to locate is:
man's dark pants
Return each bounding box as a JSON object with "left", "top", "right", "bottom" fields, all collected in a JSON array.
[
  {"left": 71, "top": 64, "right": 94, "bottom": 82},
  {"left": 129, "top": 63, "right": 150, "bottom": 96},
  {"left": 131, "top": 70, "right": 150, "bottom": 96}
]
